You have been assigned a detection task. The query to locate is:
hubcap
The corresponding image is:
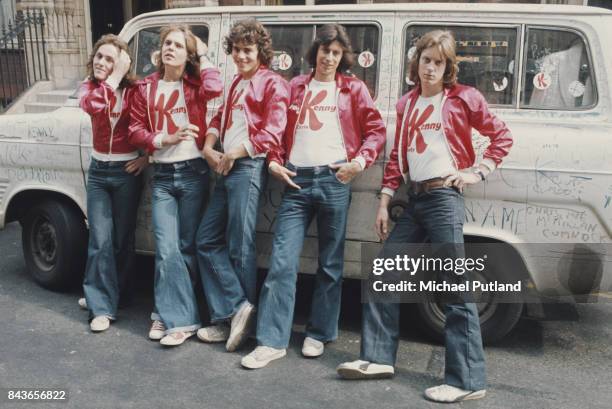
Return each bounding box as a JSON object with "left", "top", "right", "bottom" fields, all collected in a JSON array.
[{"left": 31, "top": 216, "right": 57, "bottom": 271}]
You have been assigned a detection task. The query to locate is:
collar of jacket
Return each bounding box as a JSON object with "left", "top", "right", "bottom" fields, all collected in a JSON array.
[
  {"left": 407, "top": 83, "right": 473, "bottom": 101},
  {"left": 232, "top": 64, "right": 270, "bottom": 83},
  {"left": 294, "top": 71, "right": 352, "bottom": 92},
  {"left": 143, "top": 70, "right": 201, "bottom": 87}
]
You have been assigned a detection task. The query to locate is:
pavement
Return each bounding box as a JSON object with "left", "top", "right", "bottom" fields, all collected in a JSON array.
[{"left": 0, "top": 221, "right": 611, "bottom": 409}]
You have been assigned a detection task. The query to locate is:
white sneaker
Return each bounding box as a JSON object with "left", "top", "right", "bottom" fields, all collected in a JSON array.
[
  {"left": 424, "top": 384, "right": 486, "bottom": 403},
  {"left": 226, "top": 301, "right": 255, "bottom": 352},
  {"left": 197, "top": 324, "right": 230, "bottom": 343},
  {"left": 160, "top": 331, "right": 195, "bottom": 347},
  {"left": 241, "top": 346, "right": 287, "bottom": 369},
  {"left": 301, "top": 337, "right": 324, "bottom": 358},
  {"left": 336, "top": 360, "right": 395, "bottom": 380},
  {"left": 148, "top": 320, "right": 166, "bottom": 340},
  {"left": 90, "top": 316, "right": 110, "bottom": 332},
  {"left": 78, "top": 297, "right": 87, "bottom": 310}
]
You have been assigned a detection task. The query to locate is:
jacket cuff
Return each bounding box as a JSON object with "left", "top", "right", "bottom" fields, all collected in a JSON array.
[
  {"left": 381, "top": 187, "right": 395, "bottom": 198},
  {"left": 207, "top": 127, "right": 220, "bottom": 138},
  {"left": 105, "top": 77, "right": 121, "bottom": 91},
  {"left": 153, "top": 133, "right": 164, "bottom": 150},
  {"left": 199, "top": 57, "right": 214, "bottom": 70},
  {"left": 480, "top": 157, "right": 497, "bottom": 172},
  {"left": 352, "top": 156, "right": 366, "bottom": 170}
]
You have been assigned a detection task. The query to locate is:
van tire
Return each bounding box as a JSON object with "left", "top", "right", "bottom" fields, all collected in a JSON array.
[
  {"left": 21, "top": 200, "right": 87, "bottom": 291},
  {"left": 416, "top": 300, "right": 523, "bottom": 345}
]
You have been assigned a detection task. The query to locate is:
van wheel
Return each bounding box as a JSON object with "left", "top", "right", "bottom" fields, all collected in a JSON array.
[
  {"left": 22, "top": 200, "right": 87, "bottom": 291},
  {"left": 416, "top": 297, "right": 523, "bottom": 345},
  {"left": 416, "top": 262, "right": 524, "bottom": 345}
]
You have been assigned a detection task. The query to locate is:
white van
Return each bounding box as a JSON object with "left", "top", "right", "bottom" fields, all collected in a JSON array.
[{"left": 1, "top": 3, "right": 611, "bottom": 343}]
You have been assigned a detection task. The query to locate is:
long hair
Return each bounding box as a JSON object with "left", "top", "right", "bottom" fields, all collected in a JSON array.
[
  {"left": 155, "top": 25, "right": 200, "bottom": 79},
  {"left": 306, "top": 24, "right": 354, "bottom": 72},
  {"left": 408, "top": 30, "right": 458, "bottom": 88},
  {"left": 86, "top": 34, "right": 135, "bottom": 88},
  {"left": 223, "top": 19, "right": 274, "bottom": 66}
]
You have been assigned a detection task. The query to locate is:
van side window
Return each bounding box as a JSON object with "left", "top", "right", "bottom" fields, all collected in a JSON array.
[
  {"left": 522, "top": 28, "right": 595, "bottom": 110},
  {"left": 403, "top": 25, "right": 518, "bottom": 106},
  {"left": 266, "top": 24, "right": 380, "bottom": 98},
  {"left": 266, "top": 25, "right": 315, "bottom": 83},
  {"left": 133, "top": 26, "right": 210, "bottom": 78}
]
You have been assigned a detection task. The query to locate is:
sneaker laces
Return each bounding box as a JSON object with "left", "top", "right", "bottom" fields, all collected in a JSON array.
[
  {"left": 251, "top": 346, "right": 277, "bottom": 360},
  {"left": 151, "top": 320, "right": 165, "bottom": 331}
]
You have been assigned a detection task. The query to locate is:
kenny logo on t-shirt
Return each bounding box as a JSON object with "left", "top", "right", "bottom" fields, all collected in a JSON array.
[
  {"left": 154, "top": 89, "right": 187, "bottom": 134},
  {"left": 108, "top": 90, "right": 122, "bottom": 129},
  {"left": 406, "top": 104, "right": 442, "bottom": 154},
  {"left": 401, "top": 92, "right": 455, "bottom": 182},
  {"left": 297, "top": 90, "right": 337, "bottom": 132}
]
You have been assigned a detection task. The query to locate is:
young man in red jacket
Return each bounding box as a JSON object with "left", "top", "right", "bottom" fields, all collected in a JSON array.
[
  {"left": 337, "top": 30, "right": 513, "bottom": 403},
  {"left": 129, "top": 25, "right": 222, "bottom": 346},
  {"left": 241, "top": 24, "right": 386, "bottom": 369},
  {"left": 79, "top": 34, "right": 148, "bottom": 333},
  {"left": 195, "top": 19, "right": 290, "bottom": 352}
]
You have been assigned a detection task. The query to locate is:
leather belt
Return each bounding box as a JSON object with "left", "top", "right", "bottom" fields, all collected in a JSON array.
[{"left": 409, "top": 177, "right": 447, "bottom": 194}]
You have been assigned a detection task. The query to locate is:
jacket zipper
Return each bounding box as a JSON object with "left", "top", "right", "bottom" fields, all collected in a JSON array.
[
  {"left": 335, "top": 87, "right": 349, "bottom": 163},
  {"left": 397, "top": 94, "right": 413, "bottom": 181},
  {"left": 221, "top": 77, "right": 241, "bottom": 144},
  {"left": 181, "top": 80, "right": 191, "bottom": 132},
  {"left": 146, "top": 82, "right": 153, "bottom": 139},
  {"left": 103, "top": 85, "right": 114, "bottom": 158},
  {"left": 439, "top": 93, "right": 459, "bottom": 170},
  {"left": 290, "top": 84, "right": 307, "bottom": 154}
]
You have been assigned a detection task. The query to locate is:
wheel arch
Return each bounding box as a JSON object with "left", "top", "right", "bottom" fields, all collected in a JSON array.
[{"left": 4, "top": 187, "right": 86, "bottom": 226}]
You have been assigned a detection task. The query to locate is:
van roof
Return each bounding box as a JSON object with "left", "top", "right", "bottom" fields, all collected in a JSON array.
[{"left": 124, "top": 2, "right": 612, "bottom": 28}]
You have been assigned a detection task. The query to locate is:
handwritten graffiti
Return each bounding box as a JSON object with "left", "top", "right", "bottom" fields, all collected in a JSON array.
[
  {"left": 464, "top": 201, "right": 526, "bottom": 235},
  {"left": 0, "top": 145, "right": 32, "bottom": 167},
  {"left": 28, "top": 126, "right": 56, "bottom": 140},
  {"left": 533, "top": 171, "right": 589, "bottom": 199},
  {"left": 7, "top": 167, "right": 61, "bottom": 184}
]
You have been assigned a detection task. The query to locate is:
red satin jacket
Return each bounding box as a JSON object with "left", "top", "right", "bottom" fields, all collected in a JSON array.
[
  {"left": 208, "top": 66, "right": 290, "bottom": 156},
  {"left": 382, "top": 84, "right": 513, "bottom": 193},
  {"left": 268, "top": 73, "right": 386, "bottom": 168},
  {"left": 79, "top": 80, "right": 138, "bottom": 154},
  {"left": 128, "top": 68, "right": 223, "bottom": 154}
]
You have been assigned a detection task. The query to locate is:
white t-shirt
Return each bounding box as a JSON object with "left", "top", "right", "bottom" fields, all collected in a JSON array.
[
  {"left": 405, "top": 92, "right": 455, "bottom": 182},
  {"left": 288, "top": 79, "right": 347, "bottom": 167},
  {"left": 222, "top": 79, "right": 261, "bottom": 158},
  {"left": 152, "top": 80, "right": 201, "bottom": 163},
  {"left": 92, "top": 88, "right": 139, "bottom": 161}
]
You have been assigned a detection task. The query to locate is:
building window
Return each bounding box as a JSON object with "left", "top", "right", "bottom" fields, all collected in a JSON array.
[
  {"left": 0, "top": 0, "right": 16, "bottom": 28},
  {"left": 133, "top": 0, "right": 165, "bottom": 16}
]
